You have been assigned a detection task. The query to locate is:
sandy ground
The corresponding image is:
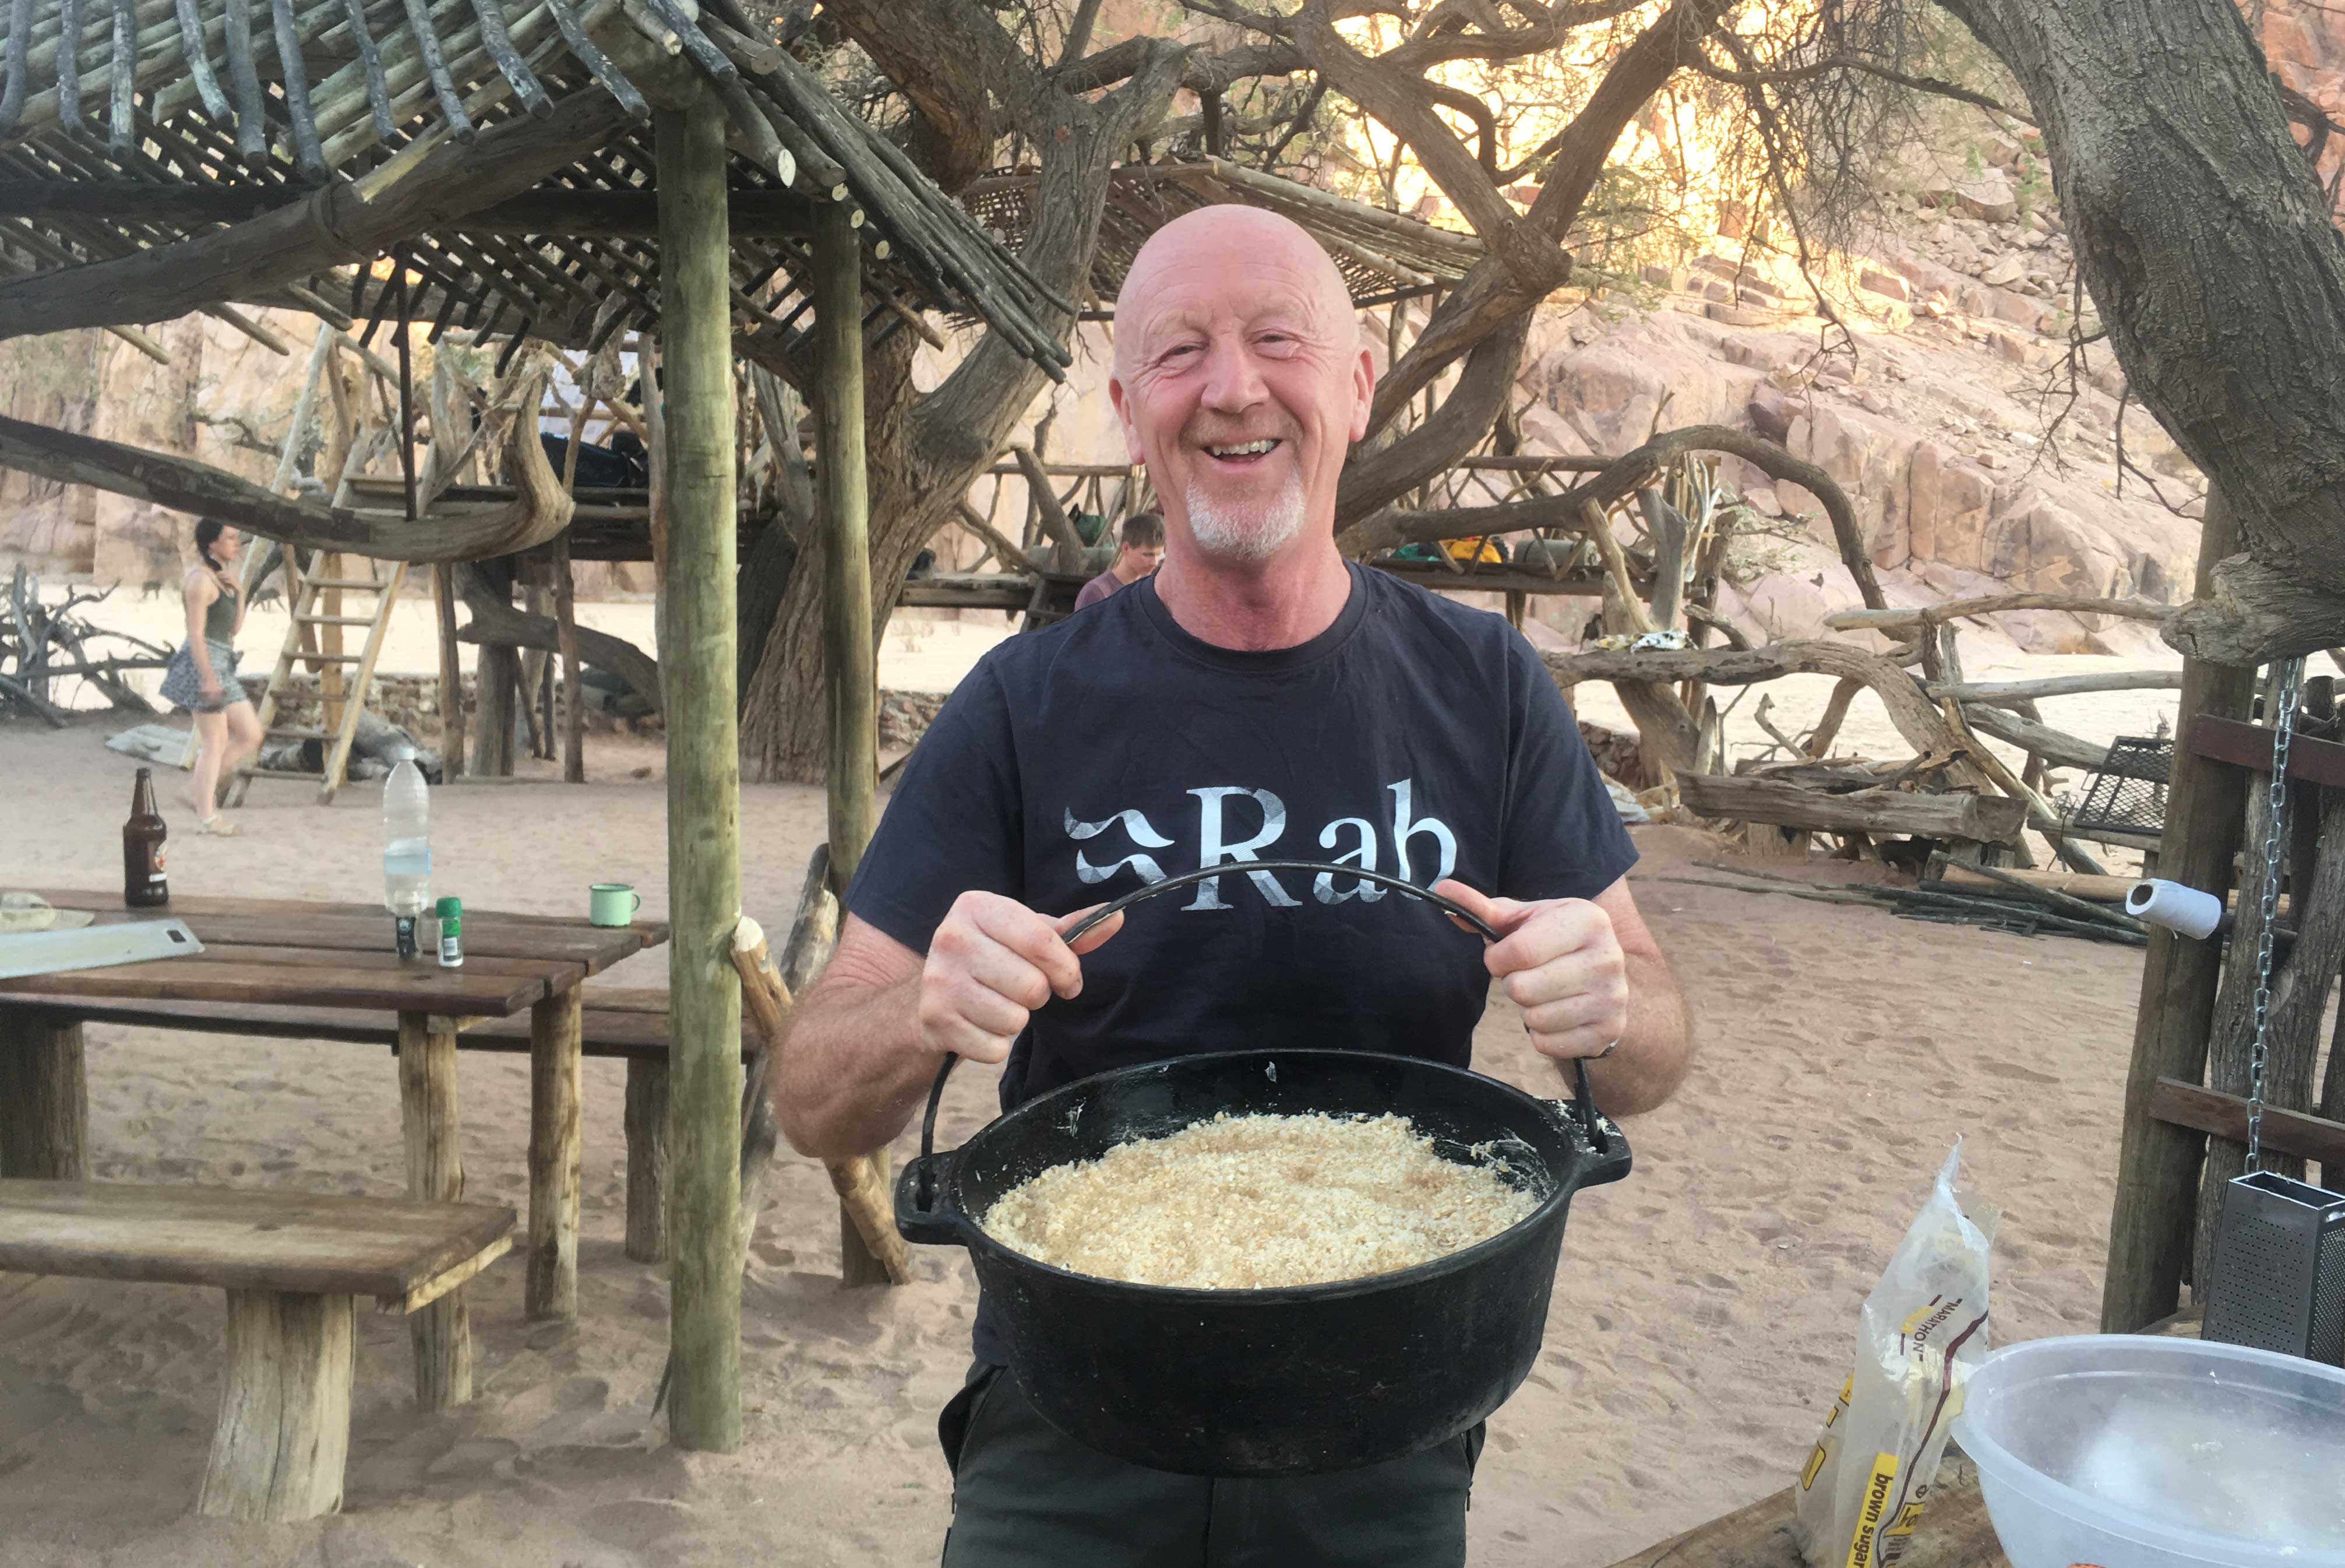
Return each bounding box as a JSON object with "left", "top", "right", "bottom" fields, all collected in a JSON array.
[{"left": 0, "top": 684, "right": 2150, "bottom": 1567}]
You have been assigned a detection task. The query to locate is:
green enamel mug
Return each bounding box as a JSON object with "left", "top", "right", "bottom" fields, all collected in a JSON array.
[{"left": 590, "top": 883, "right": 641, "bottom": 927}]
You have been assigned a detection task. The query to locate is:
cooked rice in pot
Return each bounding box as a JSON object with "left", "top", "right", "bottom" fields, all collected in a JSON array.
[{"left": 979, "top": 1111, "right": 1539, "bottom": 1288}]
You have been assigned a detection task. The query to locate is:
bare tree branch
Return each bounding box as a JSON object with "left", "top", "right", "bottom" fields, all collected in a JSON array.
[
  {"left": 1339, "top": 423, "right": 1888, "bottom": 613},
  {"left": 1367, "top": 0, "right": 1736, "bottom": 437},
  {"left": 1679, "top": 51, "right": 2037, "bottom": 127}
]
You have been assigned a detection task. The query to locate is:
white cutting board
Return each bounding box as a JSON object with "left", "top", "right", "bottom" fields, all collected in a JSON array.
[{"left": 0, "top": 919, "right": 205, "bottom": 980}]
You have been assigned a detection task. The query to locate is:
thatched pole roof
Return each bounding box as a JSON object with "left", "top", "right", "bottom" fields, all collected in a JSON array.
[{"left": 0, "top": 0, "right": 1070, "bottom": 367}]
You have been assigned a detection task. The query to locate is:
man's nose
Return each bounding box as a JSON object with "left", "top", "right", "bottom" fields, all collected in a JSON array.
[{"left": 1196, "top": 333, "right": 1265, "bottom": 414}]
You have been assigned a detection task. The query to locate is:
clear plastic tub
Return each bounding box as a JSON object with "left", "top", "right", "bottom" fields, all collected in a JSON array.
[{"left": 1954, "top": 1334, "right": 2345, "bottom": 1567}]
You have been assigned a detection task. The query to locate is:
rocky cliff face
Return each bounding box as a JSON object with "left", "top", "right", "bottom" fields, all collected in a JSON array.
[
  {"left": 1, "top": 312, "right": 313, "bottom": 583},
  {"left": 1505, "top": 125, "right": 2203, "bottom": 658}
]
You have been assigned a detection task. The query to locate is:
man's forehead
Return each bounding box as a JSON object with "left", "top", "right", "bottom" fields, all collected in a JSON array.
[
  {"left": 1132, "top": 276, "right": 1330, "bottom": 340},
  {"left": 1115, "top": 207, "right": 1353, "bottom": 345}
]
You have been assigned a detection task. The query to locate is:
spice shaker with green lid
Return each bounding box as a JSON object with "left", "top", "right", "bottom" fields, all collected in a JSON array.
[{"left": 435, "top": 895, "right": 463, "bottom": 967}]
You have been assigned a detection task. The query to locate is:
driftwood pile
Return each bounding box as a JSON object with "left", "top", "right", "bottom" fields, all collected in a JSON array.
[
  {"left": 0, "top": 567, "right": 171, "bottom": 726},
  {"left": 1491, "top": 436, "right": 2186, "bottom": 874}
]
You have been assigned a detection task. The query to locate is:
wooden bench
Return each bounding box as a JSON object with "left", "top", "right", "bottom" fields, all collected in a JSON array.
[
  {"left": 1, "top": 988, "right": 736, "bottom": 1265},
  {"left": 0, "top": 1179, "right": 513, "bottom": 1521}
]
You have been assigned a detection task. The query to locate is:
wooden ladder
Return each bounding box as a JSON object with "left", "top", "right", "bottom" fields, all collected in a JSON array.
[{"left": 228, "top": 552, "right": 407, "bottom": 806}]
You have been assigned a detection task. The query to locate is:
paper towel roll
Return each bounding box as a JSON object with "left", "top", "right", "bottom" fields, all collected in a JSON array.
[{"left": 2126, "top": 879, "right": 2224, "bottom": 940}]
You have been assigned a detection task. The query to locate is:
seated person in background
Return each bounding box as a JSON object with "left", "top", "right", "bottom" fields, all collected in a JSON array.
[{"left": 1074, "top": 511, "right": 1165, "bottom": 609}]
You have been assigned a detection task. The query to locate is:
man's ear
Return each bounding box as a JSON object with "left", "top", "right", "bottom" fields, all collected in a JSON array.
[
  {"left": 1108, "top": 374, "right": 1146, "bottom": 464},
  {"left": 1349, "top": 346, "right": 1375, "bottom": 443}
]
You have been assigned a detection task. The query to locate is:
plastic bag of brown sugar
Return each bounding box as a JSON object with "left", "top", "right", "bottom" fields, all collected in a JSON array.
[{"left": 1793, "top": 1142, "right": 1996, "bottom": 1568}]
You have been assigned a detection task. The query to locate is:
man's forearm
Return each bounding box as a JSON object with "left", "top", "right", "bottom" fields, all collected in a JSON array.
[
  {"left": 1577, "top": 947, "right": 1689, "bottom": 1117},
  {"left": 773, "top": 968, "right": 942, "bottom": 1161}
]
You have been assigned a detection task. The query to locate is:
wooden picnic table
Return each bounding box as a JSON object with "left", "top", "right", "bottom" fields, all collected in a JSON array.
[{"left": 0, "top": 887, "right": 665, "bottom": 1410}]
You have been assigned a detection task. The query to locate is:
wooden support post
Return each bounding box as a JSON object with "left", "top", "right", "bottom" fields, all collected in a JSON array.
[
  {"left": 396, "top": 1013, "right": 471, "bottom": 1408},
  {"left": 555, "top": 532, "right": 584, "bottom": 783},
  {"left": 197, "top": 1289, "right": 354, "bottom": 1521},
  {"left": 655, "top": 92, "right": 743, "bottom": 1455},
  {"left": 2100, "top": 492, "right": 2258, "bottom": 1333},
  {"left": 435, "top": 564, "right": 466, "bottom": 781},
  {"left": 526, "top": 987, "right": 584, "bottom": 1321},
  {"left": 625, "top": 1057, "right": 670, "bottom": 1263},
  {"left": 320, "top": 553, "right": 346, "bottom": 737},
  {"left": 814, "top": 195, "right": 886, "bottom": 1287},
  {"left": 0, "top": 1012, "right": 90, "bottom": 1180},
  {"left": 473, "top": 644, "right": 518, "bottom": 775},
  {"left": 520, "top": 573, "right": 556, "bottom": 761},
  {"left": 472, "top": 559, "right": 518, "bottom": 776}
]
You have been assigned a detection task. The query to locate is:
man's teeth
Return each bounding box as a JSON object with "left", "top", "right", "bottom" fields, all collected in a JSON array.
[{"left": 1209, "top": 440, "right": 1278, "bottom": 457}]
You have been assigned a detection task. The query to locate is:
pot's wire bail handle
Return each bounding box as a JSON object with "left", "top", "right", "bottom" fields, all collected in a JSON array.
[{"left": 912, "top": 859, "right": 1606, "bottom": 1205}]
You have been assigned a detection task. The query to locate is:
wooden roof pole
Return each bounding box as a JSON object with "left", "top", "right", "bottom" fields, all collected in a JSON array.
[
  {"left": 655, "top": 87, "right": 742, "bottom": 1454},
  {"left": 2099, "top": 490, "right": 2258, "bottom": 1332},
  {"left": 813, "top": 193, "right": 889, "bottom": 1288},
  {"left": 0, "top": 90, "right": 632, "bottom": 342}
]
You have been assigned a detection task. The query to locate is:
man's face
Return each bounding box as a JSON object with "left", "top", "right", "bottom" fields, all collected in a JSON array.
[
  {"left": 1117, "top": 539, "right": 1164, "bottom": 578},
  {"left": 1109, "top": 213, "right": 1373, "bottom": 565}
]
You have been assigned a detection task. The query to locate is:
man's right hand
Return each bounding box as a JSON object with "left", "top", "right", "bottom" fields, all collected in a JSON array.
[{"left": 918, "top": 891, "right": 1123, "bottom": 1065}]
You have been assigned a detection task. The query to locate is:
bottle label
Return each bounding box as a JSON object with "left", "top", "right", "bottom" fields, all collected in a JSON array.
[{"left": 439, "top": 930, "right": 461, "bottom": 965}]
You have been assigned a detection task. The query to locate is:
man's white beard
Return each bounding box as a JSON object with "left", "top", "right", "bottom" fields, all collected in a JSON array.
[{"left": 1184, "top": 469, "right": 1306, "bottom": 561}]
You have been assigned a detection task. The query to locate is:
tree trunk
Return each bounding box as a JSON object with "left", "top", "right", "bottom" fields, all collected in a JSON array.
[
  {"left": 1940, "top": 0, "right": 2345, "bottom": 660},
  {"left": 736, "top": 40, "right": 1183, "bottom": 781}
]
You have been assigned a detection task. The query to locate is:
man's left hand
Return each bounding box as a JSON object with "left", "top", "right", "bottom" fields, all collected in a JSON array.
[{"left": 1431, "top": 881, "right": 1628, "bottom": 1061}]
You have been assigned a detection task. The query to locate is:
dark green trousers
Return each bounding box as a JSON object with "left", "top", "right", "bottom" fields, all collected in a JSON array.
[{"left": 939, "top": 1364, "right": 1483, "bottom": 1567}]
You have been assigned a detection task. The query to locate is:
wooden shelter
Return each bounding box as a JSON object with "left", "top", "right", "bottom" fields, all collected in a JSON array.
[{"left": 0, "top": 0, "right": 1071, "bottom": 1455}]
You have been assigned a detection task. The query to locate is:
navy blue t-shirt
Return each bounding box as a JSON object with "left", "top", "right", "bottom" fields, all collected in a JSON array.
[{"left": 845, "top": 563, "right": 1637, "bottom": 1362}]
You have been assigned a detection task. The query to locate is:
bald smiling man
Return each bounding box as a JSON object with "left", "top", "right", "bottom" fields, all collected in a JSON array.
[{"left": 777, "top": 206, "right": 1691, "bottom": 1565}]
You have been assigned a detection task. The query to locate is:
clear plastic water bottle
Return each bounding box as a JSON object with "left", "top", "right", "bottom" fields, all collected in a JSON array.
[{"left": 383, "top": 747, "right": 431, "bottom": 956}]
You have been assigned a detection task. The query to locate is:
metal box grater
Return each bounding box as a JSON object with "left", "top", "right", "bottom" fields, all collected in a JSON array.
[{"left": 2203, "top": 1172, "right": 2345, "bottom": 1364}]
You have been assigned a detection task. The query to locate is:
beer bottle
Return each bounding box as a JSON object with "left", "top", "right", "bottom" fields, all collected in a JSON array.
[{"left": 124, "top": 767, "right": 169, "bottom": 907}]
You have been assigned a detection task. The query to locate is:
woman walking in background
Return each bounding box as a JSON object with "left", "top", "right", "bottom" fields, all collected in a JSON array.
[{"left": 158, "top": 519, "right": 261, "bottom": 834}]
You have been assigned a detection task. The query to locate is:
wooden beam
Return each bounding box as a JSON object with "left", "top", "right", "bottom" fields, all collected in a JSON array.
[
  {"left": 1543, "top": 640, "right": 1996, "bottom": 794},
  {"left": 0, "top": 92, "right": 632, "bottom": 341},
  {"left": 814, "top": 195, "right": 892, "bottom": 1290},
  {"left": 0, "top": 1013, "right": 89, "bottom": 1180},
  {"left": 1959, "top": 702, "right": 2110, "bottom": 772},
  {"left": 196, "top": 1289, "right": 355, "bottom": 1522},
  {"left": 655, "top": 92, "right": 743, "bottom": 1457},
  {"left": 2187, "top": 712, "right": 2345, "bottom": 789},
  {"left": 1927, "top": 670, "right": 2185, "bottom": 704},
  {"left": 553, "top": 534, "right": 585, "bottom": 783},
  {"left": 624, "top": 1058, "right": 669, "bottom": 1263},
  {"left": 396, "top": 1015, "right": 471, "bottom": 1410},
  {"left": 1011, "top": 442, "right": 1088, "bottom": 571},
  {"left": 525, "top": 987, "right": 584, "bottom": 1322},
  {"left": 0, "top": 404, "right": 573, "bottom": 564},
  {"left": 1826, "top": 592, "right": 2175, "bottom": 632},
  {"left": 2101, "top": 491, "right": 2257, "bottom": 1334},
  {"left": 1676, "top": 773, "right": 2028, "bottom": 843},
  {"left": 2152, "top": 1077, "right": 2345, "bottom": 1171},
  {"left": 435, "top": 564, "right": 466, "bottom": 782}
]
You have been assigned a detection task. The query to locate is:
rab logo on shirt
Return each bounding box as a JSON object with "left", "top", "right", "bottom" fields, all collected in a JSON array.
[{"left": 1065, "top": 780, "right": 1455, "bottom": 908}]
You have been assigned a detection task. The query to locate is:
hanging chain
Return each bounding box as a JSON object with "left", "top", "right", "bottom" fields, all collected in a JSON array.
[{"left": 2247, "top": 656, "right": 2306, "bottom": 1172}]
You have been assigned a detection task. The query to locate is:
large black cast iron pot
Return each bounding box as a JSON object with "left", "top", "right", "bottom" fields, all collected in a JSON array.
[{"left": 893, "top": 860, "right": 1634, "bottom": 1477}]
